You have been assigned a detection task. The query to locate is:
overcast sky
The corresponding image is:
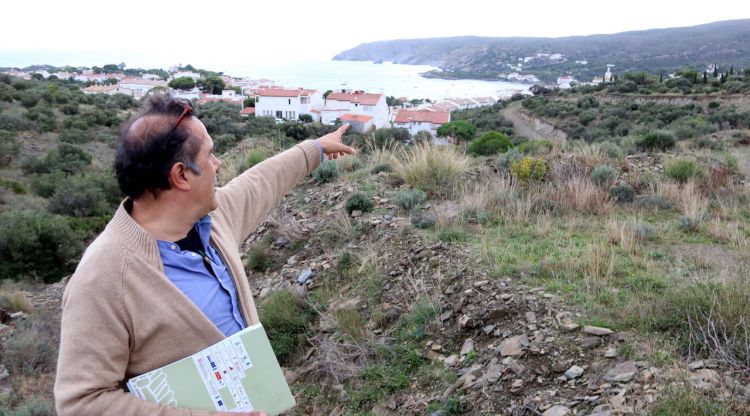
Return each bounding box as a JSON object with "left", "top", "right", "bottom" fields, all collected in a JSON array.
[{"left": 2, "top": 0, "right": 749, "bottom": 71}]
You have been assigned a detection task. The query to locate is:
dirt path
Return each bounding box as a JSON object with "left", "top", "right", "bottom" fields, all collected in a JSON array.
[
  {"left": 502, "top": 101, "right": 544, "bottom": 140},
  {"left": 502, "top": 101, "right": 568, "bottom": 141}
]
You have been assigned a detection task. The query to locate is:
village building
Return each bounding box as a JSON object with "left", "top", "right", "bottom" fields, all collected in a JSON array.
[
  {"left": 392, "top": 109, "right": 450, "bottom": 137},
  {"left": 240, "top": 107, "right": 256, "bottom": 117},
  {"left": 321, "top": 91, "right": 389, "bottom": 128},
  {"left": 254, "top": 88, "right": 323, "bottom": 122},
  {"left": 117, "top": 78, "right": 169, "bottom": 98},
  {"left": 194, "top": 90, "right": 244, "bottom": 105},
  {"left": 339, "top": 113, "right": 373, "bottom": 133}
]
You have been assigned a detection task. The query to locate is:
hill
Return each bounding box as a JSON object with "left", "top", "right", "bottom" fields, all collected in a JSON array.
[{"left": 333, "top": 19, "right": 750, "bottom": 83}]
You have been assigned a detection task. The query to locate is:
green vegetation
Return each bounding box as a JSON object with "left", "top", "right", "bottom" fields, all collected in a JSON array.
[
  {"left": 468, "top": 131, "right": 512, "bottom": 155},
  {"left": 258, "top": 290, "right": 315, "bottom": 365},
  {"left": 394, "top": 189, "right": 427, "bottom": 211},
  {"left": 312, "top": 160, "right": 340, "bottom": 183},
  {"left": 664, "top": 159, "right": 706, "bottom": 183},
  {"left": 344, "top": 193, "right": 373, "bottom": 215}
]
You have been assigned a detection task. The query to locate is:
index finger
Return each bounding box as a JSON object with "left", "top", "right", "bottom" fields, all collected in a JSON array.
[{"left": 337, "top": 124, "right": 350, "bottom": 134}]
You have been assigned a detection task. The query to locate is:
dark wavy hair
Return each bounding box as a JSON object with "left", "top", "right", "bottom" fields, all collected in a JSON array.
[{"left": 115, "top": 92, "right": 202, "bottom": 199}]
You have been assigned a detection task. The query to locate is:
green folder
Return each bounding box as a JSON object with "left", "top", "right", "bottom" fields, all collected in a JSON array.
[{"left": 127, "top": 323, "right": 295, "bottom": 414}]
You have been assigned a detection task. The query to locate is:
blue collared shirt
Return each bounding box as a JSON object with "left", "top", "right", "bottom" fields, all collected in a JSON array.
[{"left": 157, "top": 216, "right": 246, "bottom": 337}]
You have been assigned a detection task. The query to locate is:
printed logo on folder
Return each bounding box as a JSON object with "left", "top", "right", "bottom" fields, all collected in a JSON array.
[{"left": 127, "top": 323, "right": 295, "bottom": 414}]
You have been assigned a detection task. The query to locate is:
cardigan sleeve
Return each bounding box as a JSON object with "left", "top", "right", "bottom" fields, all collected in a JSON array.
[
  {"left": 54, "top": 253, "right": 211, "bottom": 416},
  {"left": 212, "top": 140, "right": 321, "bottom": 245}
]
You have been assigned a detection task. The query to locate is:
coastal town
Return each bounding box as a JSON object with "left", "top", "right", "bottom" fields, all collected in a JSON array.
[{"left": 0, "top": 65, "right": 511, "bottom": 139}]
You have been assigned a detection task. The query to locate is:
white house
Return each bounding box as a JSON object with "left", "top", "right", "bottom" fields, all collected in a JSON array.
[
  {"left": 322, "top": 91, "right": 388, "bottom": 128},
  {"left": 172, "top": 71, "right": 201, "bottom": 80},
  {"left": 117, "top": 78, "right": 168, "bottom": 98},
  {"left": 392, "top": 109, "right": 450, "bottom": 137},
  {"left": 254, "top": 88, "right": 323, "bottom": 121},
  {"left": 556, "top": 76, "right": 577, "bottom": 89}
]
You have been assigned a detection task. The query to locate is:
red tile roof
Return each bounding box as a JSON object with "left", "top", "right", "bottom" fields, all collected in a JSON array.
[
  {"left": 326, "top": 91, "right": 382, "bottom": 106},
  {"left": 393, "top": 109, "right": 450, "bottom": 124},
  {"left": 340, "top": 113, "right": 373, "bottom": 123},
  {"left": 256, "top": 88, "right": 316, "bottom": 97},
  {"left": 240, "top": 107, "right": 256, "bottom": 115}
]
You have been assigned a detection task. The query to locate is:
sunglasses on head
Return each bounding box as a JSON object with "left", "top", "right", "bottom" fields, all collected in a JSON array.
[{"left": 168, "top": 98, "right": 194, "bottom": 138}]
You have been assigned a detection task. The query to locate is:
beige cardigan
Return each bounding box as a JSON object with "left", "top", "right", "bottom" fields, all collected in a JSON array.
[{"left": 54, "top": 141, "right": 321, "bottom": 416}]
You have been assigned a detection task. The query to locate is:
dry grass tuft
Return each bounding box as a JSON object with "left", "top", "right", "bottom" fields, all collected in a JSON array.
[
  {"left": 678, "top": 181, "right": 709, "bottom": 223},
  {"left": 394, "top": 142, "right": 471, "bottom": 199},
  {"left": 267, "top": 212, "right": 311, "bottom": 241},
  {"left": 364, "top": 136, "right": 401, "bottom": 170},
  {"left": 0, "top": 288, "right": 33, "bottom": 313},
  {"left": 582, "top": 243, "right": 615, "bottom": 283},
  {"left": 557, "top": 176, "right": 611, "bottom": 214}
]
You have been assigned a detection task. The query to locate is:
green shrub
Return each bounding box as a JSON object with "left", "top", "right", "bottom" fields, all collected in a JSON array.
[
  {"left": 258, "top": 290, "right": 314, "bottom": 364},
  {"left": 610, "top": 184, "right": 635, "bottom": 203},
  {"left": 0, "top": 397, "right": 55, "bottom": 416},
  {"left": 517, "top": 139, "right": 554, "bottom": 155},
  {"left": 638, "top": 130, "right": 676, "bottom": 151},
  {"left": 598, "top": 142, "right": 624, "bottom": 159},
  {"left": 47, "top": 175, "right": 109, "bottom": 217},
  {"left": 468, "top": 131, "right": 512, "bottom": 155},
  {"left": 0, "top": 179, "right": 26, "bottom": 195},
  {"left": 312, "top": 160, "right": 339, "bottom": 184},
  {"left": 370, "top": 163, "right": 393, "bottom": 174},
  {"left": 0, "top": 130, "right": 20, "bottom": 167},
  {"left": 496, "top": 148, "right": 522, "bottom": 173},
  {"left": 345, "top": 193, "right": 373, "bottom": 215},
  {"left": 29, "top": 174, "right": 63, "bottom": 198},
  {"left": 245, "top": 148, "right": 267, "bottom": 168},
  {"left": 246, "top": 237, "right": 273, "bottom": 273},
  {"left": 510, "top": 156, "right": 547, "bottom": 183},
  {"left": 58, "top": 128, "right": 94, "bottom": 144},
  {"left": 635, "top": 194, "right": 673, "bottom": 211},
  {"left": 0, "top": 209, "right": 83, "bottom": 282},
  {"left": 394, "top": 189, "right": 427, "bottom": 211},
  {"left": 591, "top": 165, "right": 617, "bottom": 187},
  {"left": 665, "top": 159, "right": 705, "bottom": 183}
]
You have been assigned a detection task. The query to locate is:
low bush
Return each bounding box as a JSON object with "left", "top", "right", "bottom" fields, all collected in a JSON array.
[
  {"left": 496, "top": 148, "right": 522, "bottom": 173},
  {"left": 591, "top": 165, "right": 617, "bottom": 187},
  {"left": 598, "top": 142, "right": 624, "bottom": 159},
  {"left": 345, "top": 193, "right": 374, "bottom": 215},
  {"left": 370, "top": 163, "right": 393, "bottom": 174},
  {"left": 637, "top": 130, "right": 676, "bottom": 151},
  {"left": 517, "top": 139, "right": 554, "bottom": 155},
  {"left": 246, "top": 236, "right": 273, "bottom": 272},
  {"left": 635, "top": 194, "right": 673, "bottom": 211},
  {"left": 47, "top": 175, "right": 109, "bottom": 217},
  {"left": 312, "top": 160, "right": 339, "bottom": 184},
  {"left": 258, "top": 290, "right": 314, "bottom": 365},
  {"left": 0, "top": 209, "right": 83, "bottom": 282},
  {"left": 0, "top": 398, "right": 55, "bottom": 416},
  {"left": 468, "top": 131, "right": 511, "bottom": 156},
  {"left": 394, "top": 189, "right": 427, "bottom": 211},
  {"left": 665, "top": 159, "right": 706, "bottom": 183},
  {"left": 610, "top": 184, "right": 636, "bottom": 203},
  {"left": 2, "top": 319, "right": 57, "bottom": 376},
  {"left": 510, "top": 156, "right": 547, "bottom": 183}
]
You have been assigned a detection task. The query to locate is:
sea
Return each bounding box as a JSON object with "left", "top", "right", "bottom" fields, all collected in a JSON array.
[{"left": 222, "top": 60, "right": 530, "bottom": 101}]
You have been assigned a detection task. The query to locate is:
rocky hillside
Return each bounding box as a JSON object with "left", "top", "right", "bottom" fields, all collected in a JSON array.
[{"left": 333, "top": 19, "right": 750, "bottom": 82}]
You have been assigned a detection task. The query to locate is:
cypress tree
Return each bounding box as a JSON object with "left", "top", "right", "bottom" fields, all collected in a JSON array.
[
  {"left": 703, "top": 71, "right": 707, "bottom": 84},
  {"left": 730, "top": 65, "right": 734, "bottom": 75},
  {"left": 713, "top": 65, "right": 718, "bottom": 78}
]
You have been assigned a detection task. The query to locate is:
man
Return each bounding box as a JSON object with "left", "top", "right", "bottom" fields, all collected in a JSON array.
[{"left": 54, "top": 92, "right": 354, "bottom": 415}]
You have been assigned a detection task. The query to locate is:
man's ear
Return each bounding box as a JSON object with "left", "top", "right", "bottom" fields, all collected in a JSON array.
[{"left": 168, "top": 162, "right": 191, "bottom": 191}]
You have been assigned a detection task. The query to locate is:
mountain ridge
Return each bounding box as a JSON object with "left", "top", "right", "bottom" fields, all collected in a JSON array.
[{"left": 333, "top": 19, "right": 750, "bottom": 83}]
